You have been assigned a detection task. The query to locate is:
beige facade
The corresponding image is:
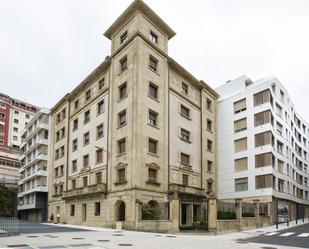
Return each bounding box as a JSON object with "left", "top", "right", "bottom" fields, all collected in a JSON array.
[{"left": 48, "top": 0, "right": 218, "bottom": 232}]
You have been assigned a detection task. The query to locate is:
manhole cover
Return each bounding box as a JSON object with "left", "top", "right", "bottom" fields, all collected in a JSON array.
[
  {"left": 119, "top": 244, "right": 132, "bottom": 247},
  {"left": 113, "top": 234, "right": 124, "bottom": 236},
  {"left": 69, "top": 244, "right": 93, "bottom": 247},
  {"left": 72, "top": 238, "right": 84, "bottom": 240},
  {"left": 166, "top": 235, "right": 176, "bottom": 238},
  {"left": 27, "top": 236, "right": 39, "bottom": 238},
  {"left": 261, "top": 247, "right": 277, "bottom": 249},
  {"left": 155, "top": 235, "right": 162, "bottom": 237},
  {"left": 98, "top": 240, "right": 110, "bottom": 242}
]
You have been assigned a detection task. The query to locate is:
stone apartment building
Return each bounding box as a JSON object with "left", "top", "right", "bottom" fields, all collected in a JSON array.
[{"left": 48, "top": 0, "right": 218, "bottom": 232}]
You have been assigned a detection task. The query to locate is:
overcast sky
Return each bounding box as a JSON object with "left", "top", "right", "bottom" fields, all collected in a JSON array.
[{"left": 1, "top": 0, "right": 309, "bottom": 119}]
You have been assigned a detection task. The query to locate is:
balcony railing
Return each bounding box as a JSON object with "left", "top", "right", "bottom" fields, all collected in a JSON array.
[
  {"left": 62, "top": 183, "right": 107, "bottom": 199},
  {"left": 169, "top": 183, "right": 206, "bottom": 196}
]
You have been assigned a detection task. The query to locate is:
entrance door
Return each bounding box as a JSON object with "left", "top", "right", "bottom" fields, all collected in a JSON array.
[
  {"left": 181, "top": 203, "right": 190, "bottom": 227},
  {"left": 82, "top": 204, "right": 87, "bottom": 221}
]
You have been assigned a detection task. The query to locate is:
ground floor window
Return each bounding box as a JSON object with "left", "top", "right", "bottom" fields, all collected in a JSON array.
[{"left": 95, "top": 202, "right": 101, "bottom": 216}]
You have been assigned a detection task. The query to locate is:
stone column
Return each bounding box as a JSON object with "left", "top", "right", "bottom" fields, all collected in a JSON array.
[
  {"left": 208, "top": 198, "right": 217, "bottom": 233},
  {"left": 235, "top": 199, "right": 242, "bottom": 231},
  {"left": 170, "top": 198, "right": 180, "bottom": 232},
  {"left": 253, "top": 199, "right": 260, "bottom": 228}
]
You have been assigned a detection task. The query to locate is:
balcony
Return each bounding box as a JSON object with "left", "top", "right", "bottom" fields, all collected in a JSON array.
[
  {"left": 169, "top": 183, "right": 206, "bottom": 197},
  {"left": 18, "top": 170, "right": 47, "bottom": 184},
  {"left": 62, "top": 183, "right": 107, "bottom": 199},
  {"left": 17, "top": 185, "right": 48, "bottom": 197}
]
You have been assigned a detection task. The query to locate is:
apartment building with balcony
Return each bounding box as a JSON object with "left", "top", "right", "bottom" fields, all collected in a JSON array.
[
  {"left": 0, "top": 92, "right": 39, "bottom": 187},
  {"left": 48, "top": 0, "right": 218, "bottom": 232},
  {"left": 217, "top": 75, "right": 309, "bottom": 222},
  {"left": 18, "top": 108, "right": 50, "bottom": 221}
]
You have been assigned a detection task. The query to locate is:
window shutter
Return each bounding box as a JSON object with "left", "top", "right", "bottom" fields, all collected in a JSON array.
[
  {"left": 235, "top": 158, "right": 248, "bottom": 172},
  {"left": 234, "top": 138, "right": 247, "bottom": 152},
  {"left": 234, "top": 118, "right": 247, "bottom": 132},
  {"left": 234, "top": 99, "right": 246, "bottom": 113}
]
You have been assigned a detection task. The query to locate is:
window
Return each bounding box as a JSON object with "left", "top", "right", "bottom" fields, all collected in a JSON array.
[
  {"left": 180, "top": 152, "right": 190, "bottom": 165},
  {"left": 119, "top": 82, "right": 127, "bottom": 99},
  {"left": 181, "top": 82, "right": 188, "bottom": 94},
  {"left": 206, "top": 98, "right": 212, "bottom": 112},
  {"left": 72, "top": 139, "right": 78, "bottom": 151},
  {"left": 96, "top": 172, "right": 102, "bottom": 184},
  {"left": 150, "top": 31, "right": 158, "bottom": 44},
  {"left": 207, "top": 181, "right": 213, "bottom": 193},
  {"left": 96, "top": 124, "right": 104, "bottom": 139},
  {"left": 97, "top": 100, "right": 105, "bottom": 115},
  {"left": 148, "top": 168, "right": 157, "bottom": 183},
  {"left": 205, "top": 161, "right": 212, "bottom": 173},
  {"left": 14, "top": 110, "right": 19, "bottom": 114},
  {"left": 120, "top": 30, "right": 128, "bottom": 44},
  {"left": 254, "top": 110, "right": 272, "bottom": 126},
  {"left": 182, "top": 174, "right": 189, "bottom": 186},
  {"left": 233, "top": 99, "right": 246, "bottom": 113},
  {"left": 235, "top": 158, "right": 248, "bottom": 172},
  {"left": 118, "top": 168, "right": 126, "bottom": 182},
  {"left": 85, "top": 89, "right": 91, "bottom": 101},
  {"left": 148, "top": 138, "right": 157, "bottom": 154},
  {"left": 95, "top": 202, "right": 101, "bottom": 216},
  {"left": 234, "top": 137, "right": 247, "bottom": 152},
  {"left": 72, "top": 160, "right": 77, "bottom": 172},
  {"left": 149, "top": 83, "right": 158, "bottom": 99},
  {"left": 149, "top": 56, "right": 158, "bottom": 72},
  {"left": 0, "top": 113, "right": 5, "bottom": 118},
  {"left": 207, "top": 139, "right": 213, "bottom": 152},
  {"left": 118, "top": 110, "right": 127, "bottom": 126},
  {"left": 72, "top": 179, "right": 76, "bottom": 189},
  {"left": 96, "top": 149, "right": 103, "bottom": 164},
  {"left": 120, "top": 56, "right": 127, "bottom": 72},
  {"left": 73, "top": 118, "right": 78, "bottom": 131},
  {"left": 180, "top": 105, "right": 190, "bottom": 118},
  {"left": 83, "top": 176, "right": 88, "bottom": 187},
  {"left": 256, "top": 174, "right": 273, "bottom": 189},
  {"left": 254, "top": 89, "right": 272, "bottom": 106},
  {"left": 180, "top": 128, "right": 190, "bottom": 142},
  {"left": 84, "top": 110, "right": 90, "bottom": 124},
  {"left": 70, "top": 205, "right": 75, "bottom": 216},
  {"left": 98, "top": 78, "right": 105, "bottom": 90},
  {"left": 235, "top": 178, "right": 248, "bottom": 192},
  {"left": 26, "top": 114, "right": 30, "bottom": 119},
  {"left": 74, "top": 99, "right": 79, "bottom": 110},
  {"left": 118, "top": 138, "right": 126, "bottom": 154},
  {"left": 14, "top": 119, "right": 19, "bottom": 124},
  {"left": 148, "top": 110, "right": 157, "bottom": 126},
  {"left": 255, "top": 131, "right": 273, "bottom": 147},
  {"left": 255, "top": 152, "right": 274, "bottom": 168},
  {"left": 83, "top": 132, "right": 90, "bottom": 146},
  {"left": 13, "top": 136, "right": 17, "bottom": 141},
  {"left": 83, "top": 154, "right": 89, "bottom": 167},
  {"left": 234, "top": 118, "right": 247, "bottom": 133},
  {"left": 207, "top": 119, "right": 212, "bottom": 132}
]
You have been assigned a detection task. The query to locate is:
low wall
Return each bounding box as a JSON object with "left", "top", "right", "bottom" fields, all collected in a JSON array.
[
  {"left": 216, "top": 219, "right": 239, "bottom": 233},
  {"left": 136, "top": 220, "right": 178, "bottom": 233},
  {"left": 241, "top": 217, "right": 257, "bottom": 230},
  {"left": 259, "top": 216, "right": 272, "bottom": 227}
]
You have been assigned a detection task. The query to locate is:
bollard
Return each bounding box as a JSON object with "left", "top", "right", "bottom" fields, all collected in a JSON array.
[
  {"left": 296, "top": 219, "right": 298, "bottom": 224},
  {"left": 287, "top": 220, "right": 289, "bottom": 227},
  {"left": 276, "top": 222, "right": 278, "bottom": 229},
  {"left": 303, "top": 217, "right": 305, "bottom": 223}
]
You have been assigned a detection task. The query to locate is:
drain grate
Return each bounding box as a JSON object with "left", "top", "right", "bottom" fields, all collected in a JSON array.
[
  {"left": 261, "top": 247, "right": 277, "bottom": 249},
  {"left": 166, "top": 235, "right": 176, "bottom": 238},
  {"left": 119, "top": 244, "right": 133, "bottom": 246},
  {"left": 26, "top": 236, "right": 39, "bottom": 238},
  {"left": 72, "top": 238, "right": 84, "bottom": 240},
  {"left": 97, "top": 240, "right": 110, "bottom": 242},
  {"left": 68, "top": 244, "right": 93, "bottom": 247},
  {"left": 113, "top": 234, "right": 124, "bottom": 236}
]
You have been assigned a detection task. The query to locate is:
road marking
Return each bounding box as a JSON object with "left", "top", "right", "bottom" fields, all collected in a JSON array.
[
  {"left": 298, "top": 233, "right": 309, "bottom": 237},
  {"left": 266, "top": 232, "right": 279, "bottom": 236},
  {"left": 280, "top": 232, "right": 295, "bottom": 237}
]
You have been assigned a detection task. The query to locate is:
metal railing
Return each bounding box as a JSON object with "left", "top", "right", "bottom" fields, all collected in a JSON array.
[{"left": 0, "top": 217, "right": 19, "bottom": 236}]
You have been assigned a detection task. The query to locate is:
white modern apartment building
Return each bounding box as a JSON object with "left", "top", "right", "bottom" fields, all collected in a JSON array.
[
  {"left": 17, "top": 108, "right": 50, "bottom": 221},
  {"left": 217, "top": 75, "right": 309, "bottom": 222}
]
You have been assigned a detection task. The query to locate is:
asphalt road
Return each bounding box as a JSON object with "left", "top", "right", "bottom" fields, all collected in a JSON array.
[
  {"left": 18, "top": 220, "right": 91, "bottom": 234},
  {"left": 243, "top": 222, "right": 309, "bottom": 248}
]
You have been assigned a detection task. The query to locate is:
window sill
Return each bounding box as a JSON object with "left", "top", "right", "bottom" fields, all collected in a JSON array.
[
  {"left": 180, "top": 162, "right": 191, "bottom": 168},
  {"left": 118, "top": 95, "right": 128, "bottom": 103},
  {"left": 84, "top": 121, "right": 90, "bottom": 125},
  {"left": 180, "top": 113, "right": 191, "bottom": 120},
  {"left": 114, "top": 180, "right": 127, "bottom": 186},
  {"left": 148, "top": 95, "right": 159, "bottom": 102},
  {"left": 118, "top": 68, "right": 128, "bottom": 76},
  {"left": 148, "top": 67, "right": 160, "bottom": 76},
  {"left": 148, "top": 123, "right": 159, "bottom": 129},
  {"left": 116, "top": 152, "right": 127, "bottom": 157},
  {"left": 146, "top": 181, "right": 161, "bottom": 186},
  {"left": 179, "top": 136, "right": 191, "bottom": 143},
  {"left": 96, "top": 135, "right": 104, "bottom": 141},
  {"left": 117, "top": 123, "right": 127, "bottom": 129},
  {"left": 147, "top": 152, "right": 159, "bottom": 157}
]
